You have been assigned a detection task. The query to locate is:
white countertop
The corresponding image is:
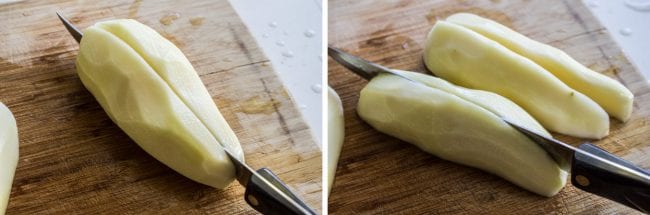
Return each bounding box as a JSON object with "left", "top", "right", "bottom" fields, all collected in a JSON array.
[
  {"left": 585, "top": 0, "right": 650, "bottom": 80},
  {"left": 230, "top": 0, "right": 650, "bottom": 149},
  {"left": 230, "top": 0, "right": 323, "bottom": 147}
]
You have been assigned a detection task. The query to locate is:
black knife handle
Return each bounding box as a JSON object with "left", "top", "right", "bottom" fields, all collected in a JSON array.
[
  {"left": 244, "top": 168, "right": 316, "bottom": 215},
  {"left": 571, "top": 143, "right": 650, "bottom": 213}
]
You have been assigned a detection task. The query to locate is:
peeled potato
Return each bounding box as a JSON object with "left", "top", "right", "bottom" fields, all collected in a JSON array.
[
  {"left": 424, "top": 21, "right": 609, "bottom": 139},
  {"left": 0, "top": 102, "right": 18, "bottom": 214},
  {"left": 357, "top": 71, "right": 567, "bottom": 197},
  {"left": 396, "top": 70, "right": 549, "bottom": 135},
  {"left": 327, "top": 86, "right": 344, "bottom": 195},
  {"left": 76, "top": 19, "right": 243, "bottom": 189},
  {"left": 447, "top": 13, "right": 633, "bottom": 122}
]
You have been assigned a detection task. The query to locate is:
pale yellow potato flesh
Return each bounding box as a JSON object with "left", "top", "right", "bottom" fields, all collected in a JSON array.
[
  {"left": 424, "top": 21, "right": 609, "bottom": 139},
  {"left": 327, "top": 86, "right": 344, "bottom": 195},
  {"left": 357, "top": 72, "right": 567, "bottom": 197},
  {"left": 94, "top": 20, "right": 243, "bottom": 158},
  {"left": 76, "top": 20, "right": 244, "bottom": 189},
  {"left": 0, "top": 102, "right": 18, "bottom": 214},
  {"left": 447, "top": 13, "right": 633, "bottom": 122},
  {"left": 395, "top": 70, "right": 549, "bottom": 136}
]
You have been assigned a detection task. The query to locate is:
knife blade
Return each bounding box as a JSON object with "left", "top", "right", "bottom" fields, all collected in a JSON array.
[
  {"left": 59, "top": 12, "right": 315, "bottom": 215},
  {"left": 328, "top": 46, "right": 418, "bottom": 83},
  {"left": 56, "top": 12, "right": 83, "bottom": 43},
  {"left": 503, "top": 120, "right": 650, "bottom": 213}
]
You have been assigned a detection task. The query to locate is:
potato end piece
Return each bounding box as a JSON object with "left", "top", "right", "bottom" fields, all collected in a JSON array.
[
  {"left": 327, "top": 87, "right": 345, "bottom": 195},
  {"left": 0, "top": 102, "right": 19, "bottom": 214}
]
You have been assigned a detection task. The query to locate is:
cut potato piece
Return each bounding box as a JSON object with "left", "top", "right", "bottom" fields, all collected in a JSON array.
[
  {"left": 447, "top": 13, "right": 633, "bottom": 122},
  {"left": 327, "top": 86, "right": 344, "bottom": 195},
  {"left": 76, "top": 20, "right": 243, "bottom": 189},
  {"left": 395, "top": 70, "right": 549, "bottom": 136},
  {"left": 358, "top": 73, "right": 567, "bottom": 197},
  {"left": 1, "top": 102, "right": 18, "bottom": 214},
  {"left": 424, "top": 21, "right": 609, "bottom": 139}
]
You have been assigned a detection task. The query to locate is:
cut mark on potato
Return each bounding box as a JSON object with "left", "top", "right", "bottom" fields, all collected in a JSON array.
[
  {"left": 94, "top": 20, "right": 240, "bottom": 154},
  {"left": 425, "top": 6, "right": 513, "bottom": 27}
]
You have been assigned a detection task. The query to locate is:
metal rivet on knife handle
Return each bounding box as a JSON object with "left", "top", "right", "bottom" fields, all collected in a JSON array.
[
  {"left": 247, "top": 195, "right": 259, "bottom": 206},
  {"left": 575, "top": 175, "right": 590, "bottom": 187}
]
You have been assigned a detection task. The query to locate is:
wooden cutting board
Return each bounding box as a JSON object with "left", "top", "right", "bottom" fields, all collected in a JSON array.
[
  {"left": 329, "top": 0, "right": 649, "bottom": 214},
  {"left": 0, "top": 0, "right": 321, "bottom": 214}
]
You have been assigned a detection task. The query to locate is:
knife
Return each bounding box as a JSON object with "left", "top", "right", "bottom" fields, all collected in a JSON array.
[
  {"left": 504, "top": 121, "right": 650, "bottom": 213},
  {"left": 328, "top": 45, "right": 650, "bottom": 213},
  {"left": 58, "top": 13, "right": 316, "bottom": 215},
  {"left": 223, "top": 150, "right": 316, "bottom": 215}
]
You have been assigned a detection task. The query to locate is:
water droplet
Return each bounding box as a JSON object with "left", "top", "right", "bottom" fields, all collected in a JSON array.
[
  {"left": 298, "top": 104, "right": 307, "bottom": 110},
  {"left": 620, "top": 28, "right": 633, "bottom": 36},
  {"left": 282, "top": 51, "right": 294, "bottom": 58},
  {"left": 269, "top": 22, "right": 278, "bottom": 28},
  {"left": 304, "top": 30, "right": 316, "bottom": 38},
  {"left": 262, "top": 33, "right": 269, "bottom": 38},
  {"left": 402, "top": 43, "right": 409, "bottom": 49},
  {"left": 283, "top": 31, "right": 289, "bottom": 36},
  {"left": 587, "top": 0, "right": 599, "bottom": 8},
  {"left": 625, "top": 0, "right": 650, "bottom": 11},
  {"left": 311, "top": 84, "right": 322, "bottom": 93},
  {"left": 318, "top": 55, "right": 322, "bottom": 61},
  {"left": 276, "top": 41, "right": 285, "bottom": 47}
]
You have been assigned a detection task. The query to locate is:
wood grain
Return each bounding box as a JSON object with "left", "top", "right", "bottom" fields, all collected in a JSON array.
[
  {"left": 0, "top": 0, "right": 321, "bottom": 214},
  {"left": 328, "top": 0, "right": 649, "bottom": 214}
]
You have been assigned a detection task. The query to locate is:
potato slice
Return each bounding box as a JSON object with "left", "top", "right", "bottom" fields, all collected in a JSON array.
[
  {"left": 358, "top": 71, "right": 567, "bottom": 197},
  {"left": 327, "top": 86, "right": 344, "bottom": 195},
  {"left": 424, "top": 21, "right": 609, "bottom": 139},
  {"left": 447, "top": 13, "right": 633, "bottom": 122},
  {"left": 76, "top": 20, "right": 243, "bottom": 189},
  {"left": 0, "top": 102, "right": 18, "bottom": 214}
]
